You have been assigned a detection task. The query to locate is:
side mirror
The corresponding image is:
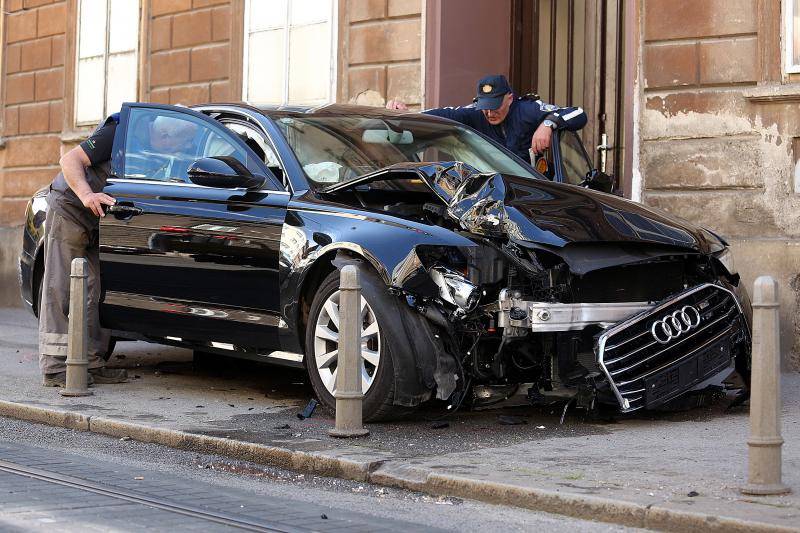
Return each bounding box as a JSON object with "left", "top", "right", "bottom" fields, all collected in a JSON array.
[
  {"left": 581, "top": 169, "right": 614, "bottom": 194},
  {"left": 187, "top": 156, "right": 266, "bottom": 189}
]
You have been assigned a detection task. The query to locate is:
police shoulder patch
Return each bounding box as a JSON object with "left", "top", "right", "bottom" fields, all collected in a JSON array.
[
  {"left": 86, "top": 139, "right": 96, "bottom": 150},
  {"left": 540, "top": 103, "right": 558, "bottom": 112}
]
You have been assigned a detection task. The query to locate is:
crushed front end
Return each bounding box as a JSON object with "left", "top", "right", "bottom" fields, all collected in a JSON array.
[{"left": 388, "top": 163, "right": 752, "bottom": 413}]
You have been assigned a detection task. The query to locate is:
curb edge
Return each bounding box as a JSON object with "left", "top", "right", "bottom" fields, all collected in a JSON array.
[{"left": 0, "top": 399, "right": 794, "bottom": 533}]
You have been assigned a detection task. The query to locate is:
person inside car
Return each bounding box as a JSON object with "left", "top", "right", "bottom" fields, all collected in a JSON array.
[
  {"left": 386, "top": 74, "right": 587, "bottom": 164},
  {"left": 39, "top": 113, "right": 196, "bottom": 387}
]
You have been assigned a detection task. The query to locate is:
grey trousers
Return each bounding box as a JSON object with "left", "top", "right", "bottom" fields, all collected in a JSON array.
[{"left": 38, "top": 208, "right": 110, "bottom": 375}]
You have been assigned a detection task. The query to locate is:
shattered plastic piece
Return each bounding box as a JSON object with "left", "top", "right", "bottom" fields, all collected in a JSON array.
[
  {"left": 497, "top": 415, "right": 527, "bottom": 425},
  {"left": 431, "top": 421, "right": 450, "bottom": 429},
  {"left": 120, "top": 436, "right": 131, "bottom": 441},
  {"left": 687, "top": 491, "right": 699, "bottom": 497},
  {"left": 297, "top": 399, "right": 319, "bottom": 420},
  {"left": 134, "top": 476, "right": 144, "bottom": 480},
  {"left": 273, "top": 424, "right": 291, "bottom": 430},
  {"left": 536, "top": 425, "right": 546, "bottom": 429},
  {"left": 321, "top": 514, "right": 328, "bottom": 520}
]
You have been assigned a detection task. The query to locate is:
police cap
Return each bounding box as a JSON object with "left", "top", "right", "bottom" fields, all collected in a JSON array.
[{"left": 473, "top": 74, "right": 512, "bottom": 110}]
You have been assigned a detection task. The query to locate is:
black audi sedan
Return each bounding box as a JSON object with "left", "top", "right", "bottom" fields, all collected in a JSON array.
[{"left": 19, "top": 102, "right": 751, "bottom": 420}]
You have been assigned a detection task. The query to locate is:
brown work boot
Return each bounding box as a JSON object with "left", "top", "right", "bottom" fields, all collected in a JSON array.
[
  {"left": 42, "top": 371, "right": 94, "bottom": 388},
  {"left": 89, "top": 367, "right": 128, "bottom": 384}
]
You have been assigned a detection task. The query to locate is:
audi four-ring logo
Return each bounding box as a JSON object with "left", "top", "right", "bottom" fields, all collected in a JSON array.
[{"left": 650, "top": 305, "right": 702, "bottom": 344}]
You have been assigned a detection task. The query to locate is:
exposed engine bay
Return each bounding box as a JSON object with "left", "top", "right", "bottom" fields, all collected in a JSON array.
[{"left": 327, "top": 162, "right": 752, "bottom": 414}]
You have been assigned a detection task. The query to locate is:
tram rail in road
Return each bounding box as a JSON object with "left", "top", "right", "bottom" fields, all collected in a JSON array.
[
  {"left": 0, "top": 439, "right": 426, "bottom": 533},
  {"left": 0, "top": 458, "right": 289, "bottom": 532}
]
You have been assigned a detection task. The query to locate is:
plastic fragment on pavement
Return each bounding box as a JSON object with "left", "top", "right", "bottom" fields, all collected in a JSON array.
[
  {"left": 498, "top": 415, "right": 527, "bottom": 425},
  {"left": 297, "top": 398, "right": 319, "bottom": 420}
]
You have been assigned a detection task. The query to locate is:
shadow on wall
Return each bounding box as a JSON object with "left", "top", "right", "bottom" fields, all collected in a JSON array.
[
  {"left": 0, "top": 228, "right": 24, "bottom": 308},
  {"left": 729, "top": 239, "right": 800, "bottom": 373}
]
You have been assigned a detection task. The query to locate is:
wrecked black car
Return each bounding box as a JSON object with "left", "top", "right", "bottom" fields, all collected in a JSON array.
[{"left": 19, "top": 103, "right": 751, "bottom": 420}]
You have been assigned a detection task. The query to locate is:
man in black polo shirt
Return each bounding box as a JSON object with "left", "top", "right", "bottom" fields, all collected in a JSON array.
[
  {"left": 40, "top": 111, "right": 199, "bottom": 386},
  {"left": 39, "top": 112, "right": 127, "bottom": 387}
]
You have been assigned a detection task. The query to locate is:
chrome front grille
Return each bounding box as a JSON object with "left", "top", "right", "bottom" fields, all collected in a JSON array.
[{"left": 597, "top": 283, "right": 742, "bottom": 412}]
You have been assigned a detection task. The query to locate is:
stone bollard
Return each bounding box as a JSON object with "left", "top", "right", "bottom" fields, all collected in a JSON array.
[
  {"left": 741, "top": 276, "right": 789, "bottom": 495},
  {"left": 328, "top": 265, "right": 369, "bottom": 438},
  {"left": 60, "top": 258, "right": 93, "bottom": 397}
]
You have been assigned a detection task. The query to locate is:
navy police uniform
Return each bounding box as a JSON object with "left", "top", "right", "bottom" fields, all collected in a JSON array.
[{"left": 423, "top": 75, "right": 587, "bottom": 164}]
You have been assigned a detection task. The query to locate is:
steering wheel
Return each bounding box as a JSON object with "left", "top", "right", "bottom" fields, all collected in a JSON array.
[{"left": 124, "top": 152, "right": 174, "bottom": 180}]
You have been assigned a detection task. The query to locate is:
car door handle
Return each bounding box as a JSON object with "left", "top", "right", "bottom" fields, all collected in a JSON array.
[{"left": 107, "top": 204, "right": 143, "bottom": 217}]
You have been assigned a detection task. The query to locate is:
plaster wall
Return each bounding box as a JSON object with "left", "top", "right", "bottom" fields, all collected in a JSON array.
[{"left": 639, "top": 0, "right": 800, "bottom": 368}]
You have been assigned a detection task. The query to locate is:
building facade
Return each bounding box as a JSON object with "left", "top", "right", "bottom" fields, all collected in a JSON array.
[{"left": 1, "top": 0, "right": 797, "bottom": 368}]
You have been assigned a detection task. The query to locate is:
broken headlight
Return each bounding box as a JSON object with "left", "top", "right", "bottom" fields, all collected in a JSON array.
[
  {"left": 430, "top": 266, "right": 480, "bottom": 312},
  {"left": 715, "top": 247, "right": 737, "bottom": 276}
]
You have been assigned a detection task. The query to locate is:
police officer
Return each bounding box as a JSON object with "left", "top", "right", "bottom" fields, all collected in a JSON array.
[
  {"left": 387, "top": 74, "right": 587, "bottom": 164},
  {"left": 39, "top": 112, "right": 127, "bottom": 387}
]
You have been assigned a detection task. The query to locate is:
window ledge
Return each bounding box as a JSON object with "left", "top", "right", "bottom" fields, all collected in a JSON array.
[
  {"left": 743, "top": 83, "right": 800, "bottom": 103},
  {"left": 60, "top": 129, "right": 93, "bottom": 143}
]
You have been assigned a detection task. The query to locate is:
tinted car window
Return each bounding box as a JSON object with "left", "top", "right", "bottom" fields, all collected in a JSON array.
[
  {"left": 560, "top": 130, "right": 593, "bottom": 186},
  {"left": 123, "top": 108, "right": 252, "bottom": 182}
]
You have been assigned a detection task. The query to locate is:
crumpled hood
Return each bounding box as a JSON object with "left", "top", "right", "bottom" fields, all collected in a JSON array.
[
  {"left": 325, "top": 161, "right": 719, "bottom": 253},
  {"left": 429, "top": 163, "right": 717, "bottom": 253}
]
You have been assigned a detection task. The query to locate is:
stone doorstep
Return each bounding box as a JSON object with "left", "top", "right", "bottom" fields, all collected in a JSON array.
[{"left": 0, "top": 399, "right": 795, "bottom": 533}]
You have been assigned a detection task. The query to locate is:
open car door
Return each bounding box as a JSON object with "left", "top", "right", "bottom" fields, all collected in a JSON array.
[
  {"left": 552, "top": 130, "right": 615, "bottom": 194},
  {"left": 99, "top": 103, "right": 289, "bottom": 352}
]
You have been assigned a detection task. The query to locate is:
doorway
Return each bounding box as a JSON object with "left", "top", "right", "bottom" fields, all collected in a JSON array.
[{"left": 510, "top": 0, "right": 632, "bottom": 196}]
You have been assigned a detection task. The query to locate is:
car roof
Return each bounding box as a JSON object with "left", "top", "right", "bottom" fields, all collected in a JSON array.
[{"left": 193, "top": 102, "right": 451, "bottom": 123}]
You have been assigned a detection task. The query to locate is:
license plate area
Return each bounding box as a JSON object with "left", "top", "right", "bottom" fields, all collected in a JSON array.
[{"left": 644, "top": 336, "right": 732, "bottom": 407}]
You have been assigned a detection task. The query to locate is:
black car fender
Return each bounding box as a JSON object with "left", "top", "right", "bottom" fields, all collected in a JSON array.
[{"left": 277, "top": 203, "right": 471, "bottom": 402}]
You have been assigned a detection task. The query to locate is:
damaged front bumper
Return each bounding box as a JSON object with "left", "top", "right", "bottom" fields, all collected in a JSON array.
[
  {"left": 596, "top": 283, "right": 747, "bottom": 412},
  {"left": 497, "top": 290, "right": 653, "bottom": 332},
  {"left": 492, "top": 282, "right": 748, "bottom": 413}
]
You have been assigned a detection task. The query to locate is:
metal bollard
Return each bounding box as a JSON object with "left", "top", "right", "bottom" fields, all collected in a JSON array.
[
  {"left": 741, "top": 276, "right": 789, "bottom": 495},
  {"left": 328, "top": 265, "right": 369, "bottom": 438},
  {"left": 60, "top": 258, "right": 93, "bottom": 397}
]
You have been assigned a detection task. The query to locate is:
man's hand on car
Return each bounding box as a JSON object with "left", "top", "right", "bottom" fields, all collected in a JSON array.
[
  {"left": 80, "top": 192, "right": 116, "bottom": 217},
  {"left": 530, "top": 123, "right": 553, "bottom": 154},
  {"left": 386, "top": 99, "right": 408, "bottom": 111}
]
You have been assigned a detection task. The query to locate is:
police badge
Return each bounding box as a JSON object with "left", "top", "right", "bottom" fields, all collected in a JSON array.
[{"left": 482, "top": 84, "right": 493, "bottom": 94}]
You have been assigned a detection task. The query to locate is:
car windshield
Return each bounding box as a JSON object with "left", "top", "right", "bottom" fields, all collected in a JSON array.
[{"left": 273, "top": 114, "right": 538, "bottom": 188}]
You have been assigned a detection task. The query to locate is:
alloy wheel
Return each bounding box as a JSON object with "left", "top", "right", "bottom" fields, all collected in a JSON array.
[{"left": 313, "top": 290, "right": 381, "bottom": 395}]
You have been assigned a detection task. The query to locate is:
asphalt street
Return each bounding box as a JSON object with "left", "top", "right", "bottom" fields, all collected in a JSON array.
[
  {"left": 0, "top": 416, "right": 638, "bottom": 532},
  {"left": 1, "top": 307, "right": 798, "bottom": 530}
]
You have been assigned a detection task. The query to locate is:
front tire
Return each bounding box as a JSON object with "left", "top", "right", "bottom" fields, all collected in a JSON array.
[{"left": 305, "top": 268, "right": 412, "bottom": 421}]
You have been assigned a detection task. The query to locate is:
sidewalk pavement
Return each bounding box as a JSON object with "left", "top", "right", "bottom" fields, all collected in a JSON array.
[{"left": 0, "top": 307, "right": 798, "bottom": 531}]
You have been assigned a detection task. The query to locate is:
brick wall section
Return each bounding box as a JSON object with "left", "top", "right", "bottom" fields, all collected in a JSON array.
[
  {"left": 343, "top": 0, "right": 423, "bottom": 107},
  {"left": 1, "top": 0, "right": 67, "bottom": 226},
  {"left": 148, "top": 0, "right": 232, "bottom": 106}
]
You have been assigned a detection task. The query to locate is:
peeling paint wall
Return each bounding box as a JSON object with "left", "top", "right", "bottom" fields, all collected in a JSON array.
[{"left": 640, "top": 0, "right": 800, "bottom": 369}]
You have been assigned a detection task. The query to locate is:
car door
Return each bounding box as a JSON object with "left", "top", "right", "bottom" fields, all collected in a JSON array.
[
  {"left": 552, "top": 130, "right": 595, "bottom": 186},
  {"left": 99, "top": 103, "right": 288, "bottom": 351}
]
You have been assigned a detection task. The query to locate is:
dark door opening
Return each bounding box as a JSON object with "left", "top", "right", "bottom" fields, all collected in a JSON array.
[{"left": 510, "top": 0, "right": 630, "bottom": 196}]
